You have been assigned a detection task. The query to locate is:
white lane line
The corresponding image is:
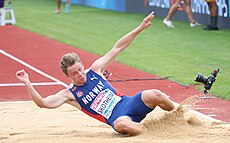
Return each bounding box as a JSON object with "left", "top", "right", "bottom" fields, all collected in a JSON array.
[
  {"left": 0, "top": 49, "right": 68, "bottom": 88},
  {"left": 207, "top": 114, "right": 217, "bottom": 117},
  {"left": 0, "top": 82, "right": 63, "bottom": 87}
]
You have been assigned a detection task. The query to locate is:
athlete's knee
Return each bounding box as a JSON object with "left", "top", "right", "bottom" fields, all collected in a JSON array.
[
  {"left": 150, "top": 89, "right": 165, "bottom": 101},
  {"left": 114, "top": 117, "right": 131, "bottom": 133},
  {"left": 142, "top": 89, "right": 168, "bottom": 108}
]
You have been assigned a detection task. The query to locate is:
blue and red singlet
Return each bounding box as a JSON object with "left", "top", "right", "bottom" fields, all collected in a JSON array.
[{"left": 69, "top": 69, "right": 153, "bottom": 128}]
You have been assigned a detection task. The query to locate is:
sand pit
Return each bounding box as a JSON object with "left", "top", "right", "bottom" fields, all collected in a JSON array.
[{"left": 0, "top": 101, "right": 229, "bottom": 143}]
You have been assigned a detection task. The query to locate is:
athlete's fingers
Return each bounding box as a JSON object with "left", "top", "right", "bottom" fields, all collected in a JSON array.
[
  {"left": 146, "top": 11, "right": 155, "bottom": 21},
  {"left": 143, "top": 11, "right": 154, "bottom": 28},
  {"left": 16, "top": 69, "right": 25, "bottom": 77},
  {"left": 16, "top": 70, "right": 22, "bottom": 76}
]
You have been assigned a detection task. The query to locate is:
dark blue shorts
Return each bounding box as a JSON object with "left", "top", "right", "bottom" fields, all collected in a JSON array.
[{"left": 107, "top": 92, "right": 154, "bottom": 128}]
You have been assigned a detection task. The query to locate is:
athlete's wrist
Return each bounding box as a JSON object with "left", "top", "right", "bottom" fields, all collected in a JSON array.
[{"left": 24, "top": 81, "right": 32, "bottom": 87}]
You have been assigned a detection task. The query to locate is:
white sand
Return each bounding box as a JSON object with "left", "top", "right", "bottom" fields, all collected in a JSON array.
[{"left": 0, "top": 101, "right": 229, "bottom": 143}]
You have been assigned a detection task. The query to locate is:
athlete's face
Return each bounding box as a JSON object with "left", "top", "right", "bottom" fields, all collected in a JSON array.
[{"left": 67, "top": 62, "right": 86, "bottom": 86}]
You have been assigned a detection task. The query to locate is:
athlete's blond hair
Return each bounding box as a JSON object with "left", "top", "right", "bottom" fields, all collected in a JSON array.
[{"left": 60, "top": 53, "right": 81, "bottom": 75}]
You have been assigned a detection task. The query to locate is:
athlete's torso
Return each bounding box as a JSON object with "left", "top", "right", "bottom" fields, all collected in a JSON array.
[{"left": 69, "top": 69, "right": 122, "bottom": 124}]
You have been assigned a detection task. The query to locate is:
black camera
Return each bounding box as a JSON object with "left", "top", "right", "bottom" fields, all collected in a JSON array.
[{"left": 195, "top": 69, "right": 220, "bottom": 91}]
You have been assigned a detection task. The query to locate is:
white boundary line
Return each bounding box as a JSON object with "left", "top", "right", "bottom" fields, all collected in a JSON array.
[
  {"left": 0, "top": 82, "right": 63, "bottom": 87},
  {"left": 0, "top": 49, "right": 68, "bottom": 88}
]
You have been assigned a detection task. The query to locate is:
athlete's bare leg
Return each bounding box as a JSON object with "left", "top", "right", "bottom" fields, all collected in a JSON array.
[
  {"left": 114, "top": 116, "right": 146, "bottom": 135},
  {"left": 141, "top": 89, "right": 175, "bottom": 111},
  {"left": 114, "top": 89, "right": 175, "bottom": 135}
]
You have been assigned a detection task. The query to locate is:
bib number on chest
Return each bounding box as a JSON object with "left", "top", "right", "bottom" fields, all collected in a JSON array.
[{"left": 90, "top": 88, "right": 121, "bottom": 119}]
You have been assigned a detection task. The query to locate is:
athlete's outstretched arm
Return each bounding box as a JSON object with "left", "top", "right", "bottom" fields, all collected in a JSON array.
[
  {"left": 16, "top": 69, "right": 69, "bottom": 109},
  {"left": 91, "top": 11, "right": 155, "bottom": 74}
]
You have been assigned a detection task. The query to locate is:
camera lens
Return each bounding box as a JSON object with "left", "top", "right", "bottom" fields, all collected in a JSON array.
[{"left": 195, "top": 73, "right": 208, "bottom": 84}]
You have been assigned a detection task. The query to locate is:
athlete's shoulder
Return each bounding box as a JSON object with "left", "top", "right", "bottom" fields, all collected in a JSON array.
[
  {"left": 88, "top": 67, "right": 107, "bottom": 80},
  {"left": 57, "top": 88, "right": 72, "bottom": 96},
  {"left": 57, "top": 88, "right": 76, "bottom": 100}
]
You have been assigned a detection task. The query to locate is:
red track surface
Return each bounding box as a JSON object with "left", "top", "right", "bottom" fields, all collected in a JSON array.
[{"left": 0, "top": 26, "right": 229, "bottom": 122}]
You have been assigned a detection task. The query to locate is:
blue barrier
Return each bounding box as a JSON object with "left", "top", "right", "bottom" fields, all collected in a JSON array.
[
  {"left": 70, "top": 0, "right": 125, "bottom": 12},
  {"left": 68, "top": 0, "right": 230, "bottom": 28}
]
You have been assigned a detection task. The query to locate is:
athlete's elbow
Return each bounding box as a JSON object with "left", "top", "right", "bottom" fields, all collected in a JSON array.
[
  {"left": 39, "top": 102, "right": 60, "bottom": 109},
  {"left": 36, "top": 103, "right": 46, "bottom": 108},
  {"left": 35, "top": 101, "right": 49, "bottom": 109}
]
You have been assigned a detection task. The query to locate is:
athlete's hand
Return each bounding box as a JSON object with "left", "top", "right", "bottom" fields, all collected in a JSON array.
[
  {"left": 16, "top": 69, "right": 30, "bottom": 85},
  {"left": 139, "top": 11, "right": 155, "bottom": 30}
]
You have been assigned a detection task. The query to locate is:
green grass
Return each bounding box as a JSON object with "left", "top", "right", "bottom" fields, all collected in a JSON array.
[{"left": 12, "top": 0, "right": 230, "bottom": 100}]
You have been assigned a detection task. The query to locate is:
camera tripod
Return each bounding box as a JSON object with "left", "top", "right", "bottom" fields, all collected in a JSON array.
[{"left": 200, "top": 89, "right": 215, "bottom": 99}]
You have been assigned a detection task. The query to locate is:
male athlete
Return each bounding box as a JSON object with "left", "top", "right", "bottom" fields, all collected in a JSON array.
[
  {"left": 16, "top": 12, "right": 175, "bottom": 135},
  {"left": 54, "top": 0, "right": 70, "bottom": 14}
]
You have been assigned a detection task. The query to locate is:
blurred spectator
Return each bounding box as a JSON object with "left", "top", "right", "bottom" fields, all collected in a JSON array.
[
  {"left": 54, "top": 0, "right": 70, "bottom": 14},
  {"left": 0, "top": 0, "right": 4, "bottom": 8},
  {"left": 203, "top": 0, "right": 218, "bottom": 30},
  {"left": 163, "top": 0, "right": 201, "bottom": 28},
  {"left": 0, "top": 0, "right": 12, "bottom": 8}
]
